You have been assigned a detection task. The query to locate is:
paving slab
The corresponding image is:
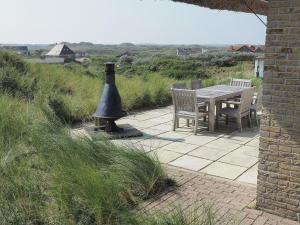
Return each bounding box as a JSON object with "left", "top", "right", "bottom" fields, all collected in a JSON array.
[
  {"left": 237, "top": 164, "right": 258, "bottom": 185},
  {"left": 137, "top": 137, "right": 173, "bottom": 148},
  {"left": 147, "top": 116, "right": 172, "bottom": 124},
  {"left": 201, "top": 162, "right": 248, "bottom": 180},
  {"left": 205, "top": 138, "right": 242, "bottom": 152},
  {"left": 151, "top": 123, "right": 172, "bottom": 132},
  {"left": 156, "top": 131, "right": 191, "bottom": 142},
  {"left": 134, "top": 144, "right": 160, "bottom": 153},
  {"left": 132, "top": 112, "right": 165, "bottom": 121},
  {"left": 219, "top": 149, "right": 258, "bottom": 168},
  {"left": 223, "top": 129, "right": 259, "bottom": 144},
  {"left": 162, "top": 142, "right": 199, "bottom": 154},
  {"left": 141, "top": 128, "right": 167, "bottom": 136},
  {"left": 149, "top": 149, "right": 182, "bottom": 163},
  {"left": 116, "top": 119, "right": 148, "bottom": 129},
  {"left": 188, "top": 146, "right": 233, "bottom": 161},
  {"left": 183, "top": 134, "right": 219, "bottom": 146},
  {"left": 246, "top": 138, "right": 260, "bottom": 148},
  {"left": 169, "top": 155, "right": 212, "bottom": 171},
  {"left": 235, "top": 145, "right": 259, "bottom": 158}
]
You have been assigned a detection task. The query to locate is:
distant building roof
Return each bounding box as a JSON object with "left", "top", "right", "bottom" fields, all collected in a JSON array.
[
  {"left": 46, "top": 43, "right": 75, "bottom": 57},
  {"left": 227, "top": 45, "right": 265, "bottom": 53}
]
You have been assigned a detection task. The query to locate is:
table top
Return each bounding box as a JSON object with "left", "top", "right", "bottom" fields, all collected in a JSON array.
[{"left": 196, "top": 85, "right": 250, "bottom": 101}]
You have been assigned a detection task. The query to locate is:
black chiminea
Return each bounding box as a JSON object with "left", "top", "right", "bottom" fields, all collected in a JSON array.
[{"left": 93, "top": 62, "right": 125, "bottom": 133}]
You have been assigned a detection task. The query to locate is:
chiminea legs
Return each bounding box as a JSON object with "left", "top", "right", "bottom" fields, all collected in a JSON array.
[
  {"left": 104, "top": 120, "right": 124, "bottom": 133},
  {"left": 94, "top": 119, "right": 124, "bottom": 133}
]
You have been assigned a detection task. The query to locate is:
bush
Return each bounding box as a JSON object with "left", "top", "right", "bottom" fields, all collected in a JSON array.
[
  {"left": 0, "top": 51, "right": 29, "bottom": 74},
  {"left": 0, "top": 52, "right": 35, "bottom": 99}
]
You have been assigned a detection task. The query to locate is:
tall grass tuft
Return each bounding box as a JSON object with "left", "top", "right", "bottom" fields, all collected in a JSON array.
[
  {"left": 0, "top": 95, "right": 174, "bottom": 224},
  {"left": 129, "top": 202, "right": 236, "bottom": 225}
]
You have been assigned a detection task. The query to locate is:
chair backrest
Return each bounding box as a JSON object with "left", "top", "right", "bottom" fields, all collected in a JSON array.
[
  {"left": 230, "top": 78, "right": 252, "bottom": 87},
  {"left": 172, "top": 83, "right": 186, "bottom": 89},
  {"left": 191, "top": 80, "right": 203, "bottom": 90},
  {"left": 255, "top": 87, "right": 263, "bottom": 111},
  {"left": 239, "top": 87, "right": 255, "bottom": 114},
  {"left": 172, "top": 89, "right": 197, "bottom": 113}
]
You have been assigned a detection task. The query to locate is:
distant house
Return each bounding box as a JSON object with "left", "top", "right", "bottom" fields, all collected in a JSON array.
[
  {"left": 177, "top": 48, "right": 203, "bottom": 57},
  {"left": 228, "top": 45, "right": 265, "bottom": 53},
  {"left": 46, "top": 43, "right": 75, "bottom": 62},
  {"left": 0, "top": 45, "right": 30, "bottom": 56}
]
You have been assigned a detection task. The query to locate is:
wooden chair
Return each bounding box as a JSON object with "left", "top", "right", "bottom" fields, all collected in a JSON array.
[
  {"left": 171, "top": 89, "right": 207, "bottom": 134},
  {"left": 251, "top": 87, "right": 262, "bottom": 126},
  {"left": 218, "top": 87, "right": 255, "bottom": 132},
  {"left": 191, "top": 80, "right": 203, "bottom": 90},
  {"left": 190, "top": 80, "right": 208, "bottom": 123},
  {"left": 172, "top": 83, "right": 186, "bottom": 89},
  {"left": 230, "top": 78, "right": 252, "bottom": 87},
  {"left": 227, "top": 78, "right": 252, "bottom": 106}
]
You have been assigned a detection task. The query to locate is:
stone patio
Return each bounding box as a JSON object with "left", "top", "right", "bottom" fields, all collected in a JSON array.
[
  {"left": 72, "top": 106, "right": 300, "bottom": 224},
  {"left": 111, "top": 106, "right": 260, "bottom": 185}
]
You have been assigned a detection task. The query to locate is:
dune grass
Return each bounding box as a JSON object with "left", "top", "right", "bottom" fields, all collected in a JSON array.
[
  {"left": 128, "top": 202, "right": 236, "bottom": 225},
  {"left": 0, "top": 52, "right": 259, "bottom": 123},
  {"left": 0, "top": 95, "right": 174, "bottom": 225},
  {"left": 29, "top": 63, "right": 176, "bottom": 123},
  {"left": 203, "top": 62, "right": 261, "bottom": 88}
]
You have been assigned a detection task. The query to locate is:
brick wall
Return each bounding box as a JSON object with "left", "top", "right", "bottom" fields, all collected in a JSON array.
[{"left": 257, "top": 0, "right": 300, "bottom": 221}]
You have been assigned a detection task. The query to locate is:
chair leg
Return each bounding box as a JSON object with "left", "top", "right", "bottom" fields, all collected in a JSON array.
[
  {"left": 194, "top": 117, "right": 199, "bottom": 134},
  {"left": 225, "top": 115, "right": 229, "bottom": 125},
  {"left": 254, "top": 111, "right": 258, "bottom": 126},
  {"left": 176, "top": 118, "right": 179, "bottom": 128},
  {"left": 203, "top": 116, "right": 207, "bottom": 122},
  {"left": 215, "top": 114, "right": 219, "bottom": 129},
  {"left": 236, "top": 116, "right": 242, "bottom": 132},
  {"left": 247, "top": 114, "right": 252, "bottom": 128},
  {"left": 172, "top": 116, "right": 177, "bottom": 131},
  {"left": 186, "top": 119, "right": 190, "bottom": 127}
]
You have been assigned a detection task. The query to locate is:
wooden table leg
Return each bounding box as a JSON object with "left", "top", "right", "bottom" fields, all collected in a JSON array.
[{"left": 208, "top": 99, "right": 215, "bottom": 132}]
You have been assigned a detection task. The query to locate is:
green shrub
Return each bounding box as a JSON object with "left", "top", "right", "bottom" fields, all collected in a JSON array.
[
  {"left": 0, "top": 51, "right": 29, "bottom": 74},
  {"left": 0, "top": 52, "right": 35, "bottom": 99}
]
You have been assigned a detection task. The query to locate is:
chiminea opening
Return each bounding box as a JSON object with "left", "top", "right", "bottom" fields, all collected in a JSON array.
[{"left": 93, "top": 62, "right": 126, "bottom": 133}]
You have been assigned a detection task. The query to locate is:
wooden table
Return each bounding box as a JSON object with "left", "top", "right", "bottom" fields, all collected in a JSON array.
[{"left": 196, "top": 85, "right": 250, "bottom": 132}]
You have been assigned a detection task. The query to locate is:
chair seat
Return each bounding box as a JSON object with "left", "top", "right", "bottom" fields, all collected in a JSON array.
[
  {"left": 176, "top": 111, "right": 196, "bottom": 117},
  {"left": 220, "top": 107, "right": 239, "bottom": 117}
]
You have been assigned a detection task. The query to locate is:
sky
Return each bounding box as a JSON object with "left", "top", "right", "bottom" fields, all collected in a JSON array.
[{"left": 0, "top": 0, "right": 267, "bottom": 45}]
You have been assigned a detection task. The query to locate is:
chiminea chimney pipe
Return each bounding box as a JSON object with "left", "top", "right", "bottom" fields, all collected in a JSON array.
[
  {"left": 93, "top": 62, "right": 124, "bottom": 120},
  {"left": 105, "top": 62, "right": 115, "bottom": 85}
]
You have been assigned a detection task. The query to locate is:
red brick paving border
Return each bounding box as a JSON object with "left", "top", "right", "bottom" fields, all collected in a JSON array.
[{"left": 140, "top": 166, "right": 300, "bottom": 225}]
